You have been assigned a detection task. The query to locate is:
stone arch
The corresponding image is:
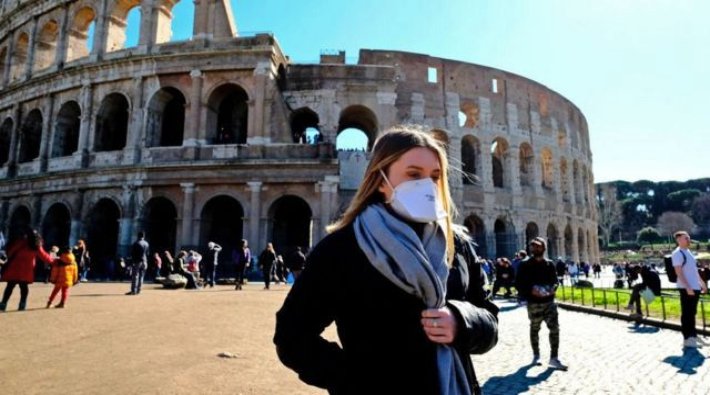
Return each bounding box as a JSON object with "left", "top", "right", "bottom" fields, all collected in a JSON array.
[
  {"left": 519, "top": 142, "right": 534, "bottom": 187},
  {"left": 337, "top": 105, "right": 378, "bottom": 151},
  {"left": 165, "top": 0, "right": 195, "bottom": 43},
  {"left": 141, "top": 197, "right": 178, "bottom": 254},
  {"left": 11, "top": 32, "right": 29, "bottom": 82},
  {"left": 560, "top": 157, "right": 570, "bottom": 202},
  {"left": 463, "top": 214, "right": 486, "bottom": 255},
  {"left": 546, "top": 223, "right": 558, "bottom": 260},
  {"left": 66, "top": 6, "right": 96, "bottom": 62},
  {"left": 41, "top": 202, "right": 71, "bottom": 249},
  {"left": 19, "top": 109, "right": 43, "bottom": 163},
  {"left": 0, "top": 46, "right": 7, "bottom": 85},
  {"left": 525, "top": 222, "right": 539, "bottom": 248},
  {"left": 459, "top": 101, "right": 479, "bottom": 128},
  {"left": 494, "top": 217, "right": 517, "bottom": 258},
  {"left": 52, "top": 101, "right": 81, "bottom": 157},
  {"left": 573, "top": 160, "right": 581, "bottom": 204},
  {"left": 206, "top": 83, "right": 249, "bottom": 145},
  {"left": 491, "top": 137, "right": 509, "bottom": 188},
  {"left": 290, "top": 107, "right": 320, "bottom": 144},
  {"left": 146, "top": 87, "right": 186, "bottom": 147},
  {"left": 200, "top": 195, "right": 244, "bottom": 270},
  {"left": 268, "top": 195, "right": 313, "bottom": 254},
  {"left": 564, "top": 224, "right": 573, "bottom": 260},
  {"left": 106, "top": 0, "right": 142, "bottom": 52},
  {"left": 85, "top": 198, "right": 121, "bottom": 278},
  {"left": 95, "top": 93, "right": 129, "bottom": 152},
  {"left": 34, "top": 19, "right": 60, "bottom": 72},
  {"left": 540, "top": 147, "right": 553, "bottom": 189},
  {"left": 0, "top": 118, "right": 12, "bottom": 165},
  {"left": 461, "top": 134, "right": 480, "bottom": 185},
  {"left": 8, "top": 205, "right": 31, "bottom": 241}
]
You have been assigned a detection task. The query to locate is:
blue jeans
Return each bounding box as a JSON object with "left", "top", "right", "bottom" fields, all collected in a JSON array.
[{"left": 131, "top": 264, "right": 146, "bottom": 294}]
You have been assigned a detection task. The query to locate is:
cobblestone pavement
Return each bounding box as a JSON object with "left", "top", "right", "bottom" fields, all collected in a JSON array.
[{"left": 472, "top": 300, "right": 710, "bottom": 395}]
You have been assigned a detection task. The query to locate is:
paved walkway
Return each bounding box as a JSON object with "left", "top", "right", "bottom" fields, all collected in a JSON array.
[{"left": 473, "top": 300, "right": 710, "bottom": 394}]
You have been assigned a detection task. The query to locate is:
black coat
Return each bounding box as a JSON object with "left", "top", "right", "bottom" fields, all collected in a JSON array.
[{"left": 273, "top": 224, "right": 498, "bottom": 395}]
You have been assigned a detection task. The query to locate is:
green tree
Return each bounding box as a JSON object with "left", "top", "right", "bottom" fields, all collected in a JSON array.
[
  {"left": 666, "top": 189, "right": 702, "bottom": 211},
  {"left": 636, "top": 226, "right": 662, "bottom": 244}
]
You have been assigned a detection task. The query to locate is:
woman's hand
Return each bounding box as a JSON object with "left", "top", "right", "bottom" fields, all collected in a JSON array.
[{"left": 421, "top": 307, "right": 457, "bottom": 345}]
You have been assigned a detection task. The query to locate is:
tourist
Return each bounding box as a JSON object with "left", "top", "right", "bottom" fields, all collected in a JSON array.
[
  {"left": 46, "top": 247, "right": 79, "bottom": 309},
  {"left": 126, "top": 231, "right": 149, "bottom": 295},
  {"left": 258, "top": 243, "right": 277, "bottom": 289},
  {"left": 671, "top": 231, "right": 708, "bottom": 348},
  {"left": 492, "top": 257, "right": 515, "bottom": 298},
  {"left": 515, "top": 237, "right": 567, "bottom": 370},
  {"left": 203, "top": 242, "right": 222, "bottom": 288},
  {"left": 233, "top": 239, "right": 251, "bottom": 290},
  {"left": 626, "top": 264, "right": 661, "bottom": 320},
  {"left": 274, "top": 126, "right": 498, "bottom": 394},
  {"left": 73, "top": 240, "right": 91, "bottom": 282},
  {"left": 0, "top": 228, "right": 53, "bottom": 312},
  {"left": 286, "top": 246, "right": 306, "bottom": 281}
]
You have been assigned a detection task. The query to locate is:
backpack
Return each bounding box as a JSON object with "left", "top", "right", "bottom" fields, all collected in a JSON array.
[{"left": 664, "top": 250, "right": 687, "bottom": 283}]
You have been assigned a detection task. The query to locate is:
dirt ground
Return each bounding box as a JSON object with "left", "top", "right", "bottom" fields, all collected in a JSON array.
[{"left": 0, "top": 281, "right": 335, "bottom": 395}]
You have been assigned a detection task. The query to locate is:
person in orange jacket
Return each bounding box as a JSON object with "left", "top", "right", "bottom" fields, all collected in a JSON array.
[{"left": 46, "top": 247, "right": 79, "bottom": 309}]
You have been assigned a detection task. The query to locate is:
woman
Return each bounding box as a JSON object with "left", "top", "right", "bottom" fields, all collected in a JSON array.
[
  {"left": 274, "top": 127, "right": 498, "bottom": 394},
  {"left": 73, "top": 239, "right": 90, "bottom": 282},
  {"left": 258, "top": 243, "right": 277, "bottom": 289},
  {"left": 0, "top": 228, "right": 53, "bottom": 311}
]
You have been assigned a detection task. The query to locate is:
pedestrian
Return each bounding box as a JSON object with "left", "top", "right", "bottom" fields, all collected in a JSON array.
[
  {"left": 73, "top": 239, "right": 91, "bottom": 282},
  {"left": 592, "top": 263, "right": 602, "bottom": 279},
  {"left": 273, "top": 127, "right": 498, "bottom": 394},
  {"left": 0, "top": 228, "right": 53, "bottom": 312},
  {"left": 287, "top": 246, "right": 306, "bottom": 281},
  {"left": 626, "top": 264, "right": 661, "bottom": 320},
  {"left": 492, "top": 257, "right": 515, "bottom": 298},
  {"left": 187, "top": 250, "right": 202, "bottom": 283},
  {"left": 671, "top": 231, "right": 708, "bottom": 348},
  {"left": 233, "top": 239, "right": 251, "bottom": 290},
  {"left": 46, "top": 247, "right": 79, "bottom": 309},
  {"left": 555, "top": 257, "right": 566, "bottom": 285},
  {"left": 167, "top": 250, "right": 200, "bottom": 289},
  {"left": 258, "top": 243, "right": 277, "bottom": 289},
  {"left": 46, "top": 246, "right": 59, "bottom": 283},
  {"left": 515, "top": 237, "right": 568, "bottom": 370},
  {"left": 203, "top": 241, "right": 222, "bottom": 288},
  {"left": 126, "top": 231, "right": 149, "bottom": 295}
]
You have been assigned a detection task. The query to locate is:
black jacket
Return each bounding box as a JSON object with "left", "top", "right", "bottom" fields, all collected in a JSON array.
[
  {"left": 515, "top": 257, "right": 559, "bottom": 304},
  {"left": 273, "top": 224, "right": 498, "bottom": 395},
  {"left": 640, "top": 266, "right": 661, "bottom": 295}
]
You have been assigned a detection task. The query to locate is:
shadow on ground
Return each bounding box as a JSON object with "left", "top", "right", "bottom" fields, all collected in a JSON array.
[
  {"left": 481, "top": 363, "right": 556, "bottom": 395},
  {"left": 662, "top": 348, "right": 707, "bottom": 374},
  {"left": 627, "top": 323, "right": 660, "bottom": 334}
]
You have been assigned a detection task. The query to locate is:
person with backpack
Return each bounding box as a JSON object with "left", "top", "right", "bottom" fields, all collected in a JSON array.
[
  {"left": 626, "top": 264, "right": 661, "bottom": 320},
  {"left": 671, "top": 231, "right": 708, "bottom": 348}
]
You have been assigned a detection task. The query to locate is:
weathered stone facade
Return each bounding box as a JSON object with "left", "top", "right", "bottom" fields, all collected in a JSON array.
[{"left": 0, "top": 0, "right": 598, "bottom": 266}]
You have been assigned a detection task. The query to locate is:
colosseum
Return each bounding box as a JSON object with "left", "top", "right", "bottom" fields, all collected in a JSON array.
[{"left": 0, "top": 0, "right": 599, "bottom": 276}]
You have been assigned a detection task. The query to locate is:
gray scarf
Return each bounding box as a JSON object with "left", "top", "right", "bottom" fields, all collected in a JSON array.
[{"left": 354, "top": 204, "right": 471, "bottom": 395}]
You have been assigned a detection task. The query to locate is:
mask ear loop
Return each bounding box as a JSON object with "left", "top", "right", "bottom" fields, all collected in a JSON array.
[{"left": 379, "top": 169, "right": 396, "bottom": 204}]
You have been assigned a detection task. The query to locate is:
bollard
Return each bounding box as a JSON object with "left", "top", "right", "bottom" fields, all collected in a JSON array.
[
  {"left": 615, "top": 291, "right": 619, "bottom": 312},
  {"left": 603, "top": 289, "right": 607, "bottom": 310},
  {"left": 581, "top": 288, "right": 585, "bottom": 306},
  {"left": 661, "top": 295, "right": 666, "bottom": 321}
]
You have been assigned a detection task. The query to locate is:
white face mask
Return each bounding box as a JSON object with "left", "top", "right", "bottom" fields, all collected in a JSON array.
[{"left": 380, "top": 170, "right": 448, "bottom": 223}]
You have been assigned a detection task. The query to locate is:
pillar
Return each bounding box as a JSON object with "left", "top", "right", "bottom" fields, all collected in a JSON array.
[
  {"left": 318, "top": 179, "right": 337, "bottom": 242},
  {"left": 180, "top": 182, "right": 195, "bottom": 247},
  {"left": 6, "top": 104, "right": 21, "bottom": 177},
  {"left": 124, "top": 77, "right": 144, "bottom": 164},
  {"left": 38, "top": 94, "right": 55, "bottom": 172},
  {"left": 69, "top": 189, "right": 85, "bottom": 246},
  {"left": 24, "top": 16, "right": 38, "bottom": 80},
  {"left": 90, "top": 0, "right": 109, "bottom": 61},
  {"left": 247, "top": 181, "right": 262, "bottom": 247},
  {"left": 54, "top": 4, "right": 71, "bottom": 68},
  {"left": 186, "top": 69, "right": 203, "bottom": 147},
  {"left": 75, "top": 83, "right": 93, "bottom": 168},
  {"left": 1, "top": 30, "right": 14, "bottom": 87}
]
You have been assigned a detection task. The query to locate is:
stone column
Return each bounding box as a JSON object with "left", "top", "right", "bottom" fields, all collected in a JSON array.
[
  {"left": 119, "top": 185, "right": 137, "bottom": 257},
  {"left": 180, "top": 183, "right": 195, "bottom": 247},
  {"left": 317, "top": 179, "right": 337, "bottom": 242},
  {"left": 24, "top": 16, "right": 38, "bottom": 80},
  {"left": 124, "top": 77, "right": 144, "bottom": 164},
  {"left": 54, "top": 4, "right": 71, "bottom": 68},
  {"left": 6, "top": 104, "right": 21, "bottom": 177},
  {"left": 30, "top": 194, "right": 42, "bottom": 229},
  {"left": 90, "top": 0, "right": 109, "bottom": 61},
  {"left": 247, "top": 181, "right": 262, "bottom": 247},
  {"left": 1, "top": 30, "right": 15, "bottom": 87},
  {"left": 69, "top": 189, "right": 85, "bottom": 246},
  {"left": 248, "top": 63, "right": 270, "bottom": 144},
  {"left": 75, "top": 83, "right": 93, "bottom": 168},
  {"left": 38, "top": 94, "right": 55, "bottom": 172},
  {"left": 0, "top": 198, "right": 10, "bottom": 236},
  {"left": 509, "top": 145, "right": 521, "bottom": 196},
  {"left": 186, "top": 69, "right": 204, "bottom": 147},
  {"left": 571, "top": 226, "right": 580, "bottom": 263}
]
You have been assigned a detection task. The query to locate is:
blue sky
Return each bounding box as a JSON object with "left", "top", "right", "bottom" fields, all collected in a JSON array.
[{"left": 128, "top": 0, "right": 710, "bottom": 183}]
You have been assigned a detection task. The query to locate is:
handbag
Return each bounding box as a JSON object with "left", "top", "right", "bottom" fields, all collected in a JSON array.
[{"left": 640, "top": 288, "right": 656, "bottom": 304}]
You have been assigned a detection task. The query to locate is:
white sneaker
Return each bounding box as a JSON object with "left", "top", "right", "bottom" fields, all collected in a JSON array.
[
  {"left": 531, "top": 355, "right": 541, "bottom": 366},
  {"left": 548, "top": 358, "right": 568, "bottom": 371},
  {"left": 683, "top": 338, "right": 703, "bottom": 348}
]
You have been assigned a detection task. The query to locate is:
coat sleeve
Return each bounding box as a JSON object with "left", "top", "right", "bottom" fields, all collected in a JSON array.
[
  {"left": 36, "top": 246, "right": 53, "bottom": 264},
  {"left": 273, "top": 238, "right": 346, "bottom": 391},
  {"left": 447, "top": 237, "right": 498, "bottom": 355}
]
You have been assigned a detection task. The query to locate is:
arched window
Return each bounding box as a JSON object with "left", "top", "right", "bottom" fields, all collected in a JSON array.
[
  {"left": 0, "top": 118, "right": 13, "bottom": 165},
  {"left": 11, "top": 33, "right": 29, "bottom": 82},
  {"left": 525, "top": 222, "right": 539, "bottom": 248},
  {"left": 66, "top": 7, "right": 96, "bottom": 62},
  {"left": 19, "top": 109, "right": 43, "bottom": 163},
  {"left": 573, "top": 160, "right": 581, "bottom": 203},
  {"left": 106, "top": 1, "right": 141, "bottom": 52},
  {"left": 459, "top": 101, "right": 479, "bottom": 128},
  {"left": 34, "top": 20, "right": 59, "bottom": 71},
  {"left": 269, "top": 195, "right": 313, "bottom": 252},
  {"left": 290, "top": 108, "right": 320, "bottom": 144},
  {"left": 463, "top": 214, "right": 486, "bottom": 254},
  {"left": 0, "top": 46, "right": 7, "bottom": 84},
  {"left": 207, "top": 84, "right": 249, "bottom": 145},
  {"left": 564, "top": 225, "right": 573, "bottom": 259},
  {"left": 541, "top": 147, "right": 553, "bottom": 189},
  {"left": 494, "top": 218, "right": 517, "bottom": 258},
  {"left": 95, "top": 93, "right": 129, "bottom": 152},
  {"left": 491, "top": 138, "right": 509, "bottom": 188},
  {"left": 560, "top": 157, "right": 570, "bottom": 202},
  {"left": 338, "top": 105, "right": 378, "bottom": 151},
  {"left": 547, "top": 223, "right": 558, "bottom": 259},
  {"left": 461, "top": 135, "right": 480, "bottom": 185},
  {"left": 519, "top": 143, "right": 534, "bottom": 187},
  {"left": 52, "top": 101, "right": 81, "bottom": 157},
  {"left": 143, "top": 197, "right": 178, "bottom": 253},
  {"left": 146, "top": 87, "right": 186, "bottom": 147},
  {"left": 165, "top": 0, "right": 195, "bottom": 43}
]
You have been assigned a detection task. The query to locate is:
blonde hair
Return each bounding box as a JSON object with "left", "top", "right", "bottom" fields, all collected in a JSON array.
[{"left": 327, "top": 125, "right": 457, "bottom": 265}]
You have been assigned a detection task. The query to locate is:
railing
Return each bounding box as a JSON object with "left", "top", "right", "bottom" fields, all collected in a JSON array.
[{"left": 557, "top": 285, "right": 709, "bottom": 333}]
